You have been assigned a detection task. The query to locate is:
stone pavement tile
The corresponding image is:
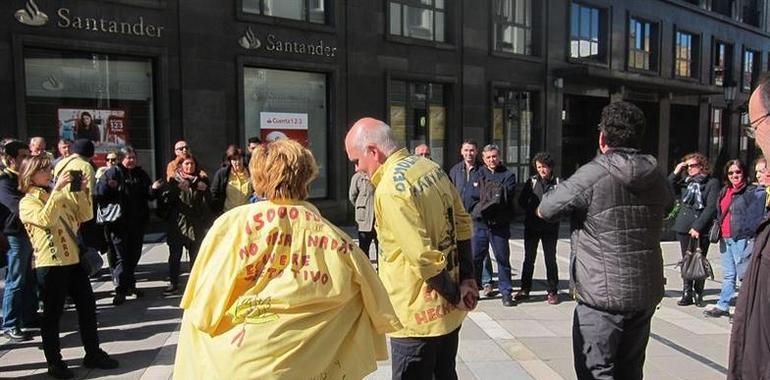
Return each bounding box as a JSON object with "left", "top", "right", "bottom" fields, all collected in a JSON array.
[
  {"left": 498, "top": 320, "right": 557, "bottom": 338},
  {"left": 645, "top": 338, "right": 684, "bottom": 357},
  {"left": 541, "top": 320, "right": 573, "bottom": 337},
  {"left": 467, "top": 311, "right": 514, "bottom": 340},
  {"left": 459, "top": 319, "right": 489, "bottom": 340},
  {"left": 140, "top": 330, "right": 178, "bottom": 380},
  {"left": 539, "top": 358, "right": 577, "bottom": 380},
  {"left": 654, "top": 306, "right": 730, "bottom": 335},
  {"left": 646, "top": 356, "right": 725, "bottom": 380},
  {"left": 456, "top": 360, "right": 478, "bottom": 380},
  {"left": 497, "top": 339, "right": 539, "bottom": 361},
  {"left": 479, "top": 305, "right": 534, "bottom": 320},
  {"left": 465, "top": 360, "right": 534, "bottom": 380},
  {"left": 458, "top": 339, "right": 512, "bottom": 362},
  {"left": 518, "top": 359, "right": 565, "bottom": 380},
  {"left": 516, "top": 304, "right": 574, "bottom": 321},
  {"left": 364, "top": 364, "right": 391, "bottom": 380},
  {"left": 516, "top": 337, "right": 574, "bottom": 360}
]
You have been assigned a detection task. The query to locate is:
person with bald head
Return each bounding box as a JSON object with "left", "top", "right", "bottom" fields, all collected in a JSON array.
[
  {"left": 166, "top": 140, "right": 207, "bottom": 181},
  {"left": 729, "top": 73, "right": 770, "bottom": 379},
  {"left": 29, "top": 137, "right": 53, "bottom": 161},
  {"left": 345, "top": 117, "right": 477, "bottom": 379},
  {"left": 414, "top": 144, "right": 431, "bottom": 159}
]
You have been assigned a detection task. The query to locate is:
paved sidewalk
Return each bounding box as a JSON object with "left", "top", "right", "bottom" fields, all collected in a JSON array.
[{"left": 0, "top": 236, "right": 733, "bottom": 379}]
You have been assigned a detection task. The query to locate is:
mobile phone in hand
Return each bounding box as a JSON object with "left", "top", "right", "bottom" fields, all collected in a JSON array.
[{"left": 70, "top": 170, "right": 82, "bottom": 192}]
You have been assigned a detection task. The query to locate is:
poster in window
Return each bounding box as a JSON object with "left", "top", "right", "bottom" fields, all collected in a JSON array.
[
  {"left": 57, "top": 108, "right": 128, "bottom": 167},
  {"left": 390, "top": 105, "right": 406, "bottom": 142},
  {"left": 259, "top": 112, "right": 309, "bottom": 147}
]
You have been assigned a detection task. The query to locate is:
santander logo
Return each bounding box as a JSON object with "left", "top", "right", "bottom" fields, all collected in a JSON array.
[{"left": 15, "top": 0, "right": 49, "bottom": 27}]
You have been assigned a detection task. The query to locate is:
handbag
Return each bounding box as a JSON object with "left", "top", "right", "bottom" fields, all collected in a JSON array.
[
  {"left": 96, "top": 203, "right": 122, "bottom": 225},
  {"left": 677, "top": 238, "right": 714, "bottom": 281},
  {"left": 708, "top": 221, "right": 721, "bottom": 243},
  {"left": 59, "top": 216, "right": 104, "bottom": 277}
]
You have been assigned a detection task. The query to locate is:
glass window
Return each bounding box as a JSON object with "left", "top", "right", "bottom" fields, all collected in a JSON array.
[
  {"left": 243, "top": 0, "right": 326, "bottom": 24},
  {"left": 389, "top": 80, "right": 447, "bottom": 166},
  {"left": 492, "top": 89, "right": 533, "bottom": 180},
  {"left": 570, "top": 2, "right": 605, "bottom": 61},
  {"left": 628, "top": 18, "right": 657, "bottom": 71},
  {"left": 713, "top": 41, "right": 732, "bottom": 86},
  {"left": 243, "top": 68, "right": 328, "bottom": 198},
  {"left": 674, "top": 31, "right": 698, "bottom": 78},
  {"left": 743, "top": 49, "right": 759, "bottom": 91},
  {"left": 493, "top": 0, "right": 533, "bottom": 55},
  {"left": 709, "top": 107, "right": 723, "bottom": 161},
  {"left": 389, "top": 0, "right": 446, "bottom": 42},
  {"left": 23, "top": 48, "right": 156, "bottom": 176}
]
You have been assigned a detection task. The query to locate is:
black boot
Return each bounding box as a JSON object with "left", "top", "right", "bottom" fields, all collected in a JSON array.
[
  {"left": 694, "top": 279, "right": 705, "bottom": 307},
  {"left": 678, "top": 281, "right": 694, "bottom": 306}
]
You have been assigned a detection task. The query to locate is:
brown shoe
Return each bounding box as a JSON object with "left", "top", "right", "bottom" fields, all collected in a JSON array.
[
  {"left": 513, "top": 289, "right": 529, "bottom": 301},
  {"left": 482, "top": 284, "right": 494, "bottom": 297},
  {"left": 546, "top": 292, "right": 559, "bottom": 305}
]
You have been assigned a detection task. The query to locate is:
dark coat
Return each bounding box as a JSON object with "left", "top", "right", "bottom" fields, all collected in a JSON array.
[
  {"left": 449, "top": 160, "right": 480, "bottom": 213},
  {"left": 739, "top": 186, "right": 768, "bottom": 236},
  {"left": 156, "top": 172, "right": 212, "bottom": 242},
  {"left": 95, "top": 164, "right": 153, "bottom": 224},
  {"left": 0, "top": 168, "right": 22, "bottom": 236},
  {"left": 467, "top": 164, "right": 516, "bottom": 226},
  {"left": 668, "top": 173, "right": 720, "bottom": 234},
  {"left": 716, "top": 184, "right": 757, "bottom": 241},
  {"left": 209, "top": 164, "right": 250, "bottom": 215},
  {"left": 728, "top": 216, "right": 770, "bottom": 379},
  {"left": 538, "top": 148, "right": 675, "bottom": 312},
  {"left": 518, "top": 174, "right": 560, "bottom": 233}
]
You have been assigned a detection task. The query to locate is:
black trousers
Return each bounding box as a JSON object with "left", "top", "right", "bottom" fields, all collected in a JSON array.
[
  {"left": 521, "top": 229, "right": 559, "bottom": 292},
  {"left": 107, "top": 221, "right": 145, "bottom": 294},
  {"left": 572, "top": 303, "right": 656, "bottom": 380},
  {"left": 390, "top": 327, "right": 460, "bottom": 380},
  {"left": 36, "top": 264, "right": 100, "bottom": 365},
  {"left": 357, "top": 230, "right": 378, "bottom": 260},
  {"left": 168, "top": 235, "right": 200, "bottom": 286},
  {"left": 676, "top": 233, "right": 708, "bottom": 294}
]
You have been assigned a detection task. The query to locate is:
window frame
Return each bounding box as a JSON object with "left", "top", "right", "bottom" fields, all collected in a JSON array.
[
  {"left": 567, "top": 1, "right": 611, "bottom": 66},
  {"left": 626, "top": 14, "right": 661, "bottom": 74},
  {"left": 387, "top": 0, "right": 451, "bottom": 47},
  {"left": 711, "top": 38, "right": 734, "bottom": 87},
  {"left": 672, "top": 27, "right": 701, "bottom": 80},
  {"left": 708, "top": 106, "right": 725, "bottom": 162},
  {"left": 741, "top": 46, "right": 760, "bottom": 92},
  {"left": 490, "top": 0, "right": 539, "bottom": 58},
  {"left": 236, "top": 0, "right": 337, "bottom": 33},
  {"left": 489, "top": 86, "right": 539, "bottom": 181}
]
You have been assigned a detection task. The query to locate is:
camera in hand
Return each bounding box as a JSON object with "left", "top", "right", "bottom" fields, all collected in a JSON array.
[{"left": 70, "top": 170, "right": 82, "bottom": 192}]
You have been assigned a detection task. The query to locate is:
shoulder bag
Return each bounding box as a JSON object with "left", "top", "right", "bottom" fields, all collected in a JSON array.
[
  {"left": 677, "top": 237, "right": 714, "bottom": 281},
  {"left": 708, "top": 220, "right": 721, "bottom": 243},
  {"left": 96, "top": 169, "right": 123, "bottom": 225},
  {"left": 59, "top": 216, "right": 103, "bottom": 277}
]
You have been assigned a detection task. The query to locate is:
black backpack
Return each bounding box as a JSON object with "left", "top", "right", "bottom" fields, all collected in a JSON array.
[{"left": 472, "top": 177, "right": 508, "bottom": 220}]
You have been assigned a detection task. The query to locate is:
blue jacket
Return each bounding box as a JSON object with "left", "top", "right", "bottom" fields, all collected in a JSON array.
[
  {"left": 717, "top": 184, "right": 759, "bottom": 241},
  {"left": 733, "top": 185, "right": 768, "bottom": 239},
  {"left": 468, "top": 164, "right": 516, "bottom": 226},
  {"left": 449, "top": 161, "right": 480, "bottom": 214}
]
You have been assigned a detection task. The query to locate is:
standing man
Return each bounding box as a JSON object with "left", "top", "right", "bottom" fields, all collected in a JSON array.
[
  {"left": 729, "top": 74, "right": 770, "bottom": 379},
  {"left": 53, "top": 139, "right": 96, "bottom": 209},
  {"left": 449, "top": 140, "right": 495, "bottom": 297},
  {"left": 166, "top": 140, "right": 190, "bottom": 181},
  {"left": 29, "top": 137, "right": 53, "bottom": 160},
  {"left": 414, "top": 144, "right": 431, "bottom": 158},
  {"left": 52, "top": 138, "right": 72, "bottom": 168},
  {"left": 0, "top": 141, "right": 36, "bottom": 342},
  {"left": 345, "top": 118, "right": 477, "bottom": 379},
  {"left": 469, "top": 144, "right": 516, "bottom": 306},
  {"left": 538, "top": 102, "right": 674, "bottom": 379},
  {"left": 245, "top": 136, "right": 261, "bottom": 165}
]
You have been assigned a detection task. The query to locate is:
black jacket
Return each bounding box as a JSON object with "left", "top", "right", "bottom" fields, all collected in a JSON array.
[
  {"left": 210, "top": 164, "right": 253, "bottom": 215},
  {"left": 95, "top": 164, "right": 153, "bottom": 224},
  {"left": 668, "top": 173, "right": 720, "bottom": 234},
  {"left": 716, "top": 183, "right": 758, "bottom": 241},
  {"left": 539, "top": 148, "right": 675, "bottom": 312},
  {"left": 0, "top": 168, "right": 21, "bottom": 235},
  {"left": 519, "top": 174, "right": 560, "bottom": 233},
  {"left": 468, "top": 164, "right": 516, "bottom": 226},
  {"left": 449, "top": 161, "right": 480, "bottom": 213}
]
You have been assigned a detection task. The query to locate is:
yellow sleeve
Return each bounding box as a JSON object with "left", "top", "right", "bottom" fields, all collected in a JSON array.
[
  {"left": 347, "top": 242, "right": 402, "bottom": 334},
  {"left": 451, "top": 187, "right": 472, "bottom": 241},
  {"left": 19, "top": 191, "right": 66, "bottom": 229},
  {"left": 179, "top": 215, "right": 241, "bottom": 336},
  {"left": 75, "top": 190, "right": 94, "bottom": 223},
  {"left": 377, "top": 190, "right": 446, "bottom": 281}
]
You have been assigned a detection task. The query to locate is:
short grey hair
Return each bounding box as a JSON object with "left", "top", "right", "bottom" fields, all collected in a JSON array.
[
  {"left": 352, "top": 119, "right": 401, "bottom": 156},
  {"left": 482, "top": 144, "right": 500, "bottom": 153}
]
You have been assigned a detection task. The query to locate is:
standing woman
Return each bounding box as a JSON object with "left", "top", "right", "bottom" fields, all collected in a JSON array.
[
  {"left": 19, "top": 156, "right": 118, "bottom": 379},
  {"left": 705, "top": 160, "right": 755, "bottom": 318},
  {"left": 669, "top": 152, "right": 720, "bottom": 307},
  {"left": 95, "top": 146, "right": 155, "bottom": 305},
  {"left": 209, "top": 145, "right": 251, "bottom": 216},
  {"left": 157, "top": 153, "right": 211, "bottom": 295}
]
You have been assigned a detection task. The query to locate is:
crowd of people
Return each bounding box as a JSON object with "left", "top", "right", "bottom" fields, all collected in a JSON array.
[{"left": 3, "top": 87, "right": 770, "bottom": 379}]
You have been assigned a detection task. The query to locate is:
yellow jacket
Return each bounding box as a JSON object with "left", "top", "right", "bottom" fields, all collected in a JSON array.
[
  {"left": 53, "top": 155, "right": 95, "bottom": 211},
  {"left": 173, "top": 200, "right": 401, "bottom": 380},
  {"left": 20, "top": 187, "right": 93, "bottom": 268},
  {"left": 371, "top": 148, "right": 472, "bottom": 338}
]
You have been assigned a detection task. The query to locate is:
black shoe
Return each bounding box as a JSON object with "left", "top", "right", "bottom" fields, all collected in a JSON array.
[
  {"left": 694, "top": 293, "right": 705, "bottom": 308},
  {"left": 112, "top": 293, "right": 126, "bottom": 306},
  {"left": 677, "top": 294, "right": 694, "bottom": 306},
  {"left": 163, "top": 284, "right": 179, "bottom": 296},
  {"left": 47, "top": 361, "right": 73, "bottom": 379},
  {"left": 704, "top": 307, "right": 729, "bottom": 318},
  {"left": 502, "top": 294, "right": 516, "bottom": 307},
  {"left": 132, "top": 289, "right": 145, "bottom": 298},
  {"left": 4, "top": 327, "right": 32, "bottom": 342},
  {"left": 83, "top": 349, "right": 119, "bottom": 369}
]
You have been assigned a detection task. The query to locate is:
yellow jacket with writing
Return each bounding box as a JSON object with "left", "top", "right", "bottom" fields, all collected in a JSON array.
[
  {"left": 173, "top": 200, "right": 402, "bottom": 380},
  {"left": 19, "top": 187, "right": 93, "bottom": 268},
  {"left": 53, "top": 155, "right": 95, "bottom": 211},
  {"left": 371, "top": 148, "right": 472, "bottom": 338}
]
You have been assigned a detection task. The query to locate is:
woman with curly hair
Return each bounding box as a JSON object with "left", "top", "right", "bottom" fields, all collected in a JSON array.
[{"left": 668, "top": 152, "right": 720, "bottom": 307}]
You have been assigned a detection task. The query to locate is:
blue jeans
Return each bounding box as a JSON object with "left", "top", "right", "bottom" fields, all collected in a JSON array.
[
  {"left": 481, "top": 255, "right": 493, "bottom": 286},
  {"left": 717, "top": 238, "right": 750, "bottom": 311},
  {"left": 472, "top": 223, "right": 512, "bottom": 296},
  {"left": 2, "top": 234, "right": 37, "bottom": 330}
]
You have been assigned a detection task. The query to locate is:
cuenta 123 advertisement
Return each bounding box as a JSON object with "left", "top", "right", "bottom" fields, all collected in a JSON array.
[
  {"left": 259, "top": 112, "right": 309, "bottom": 147},
  {"left": 57, "top": 108, "right": 128, "bottom": 167}
]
